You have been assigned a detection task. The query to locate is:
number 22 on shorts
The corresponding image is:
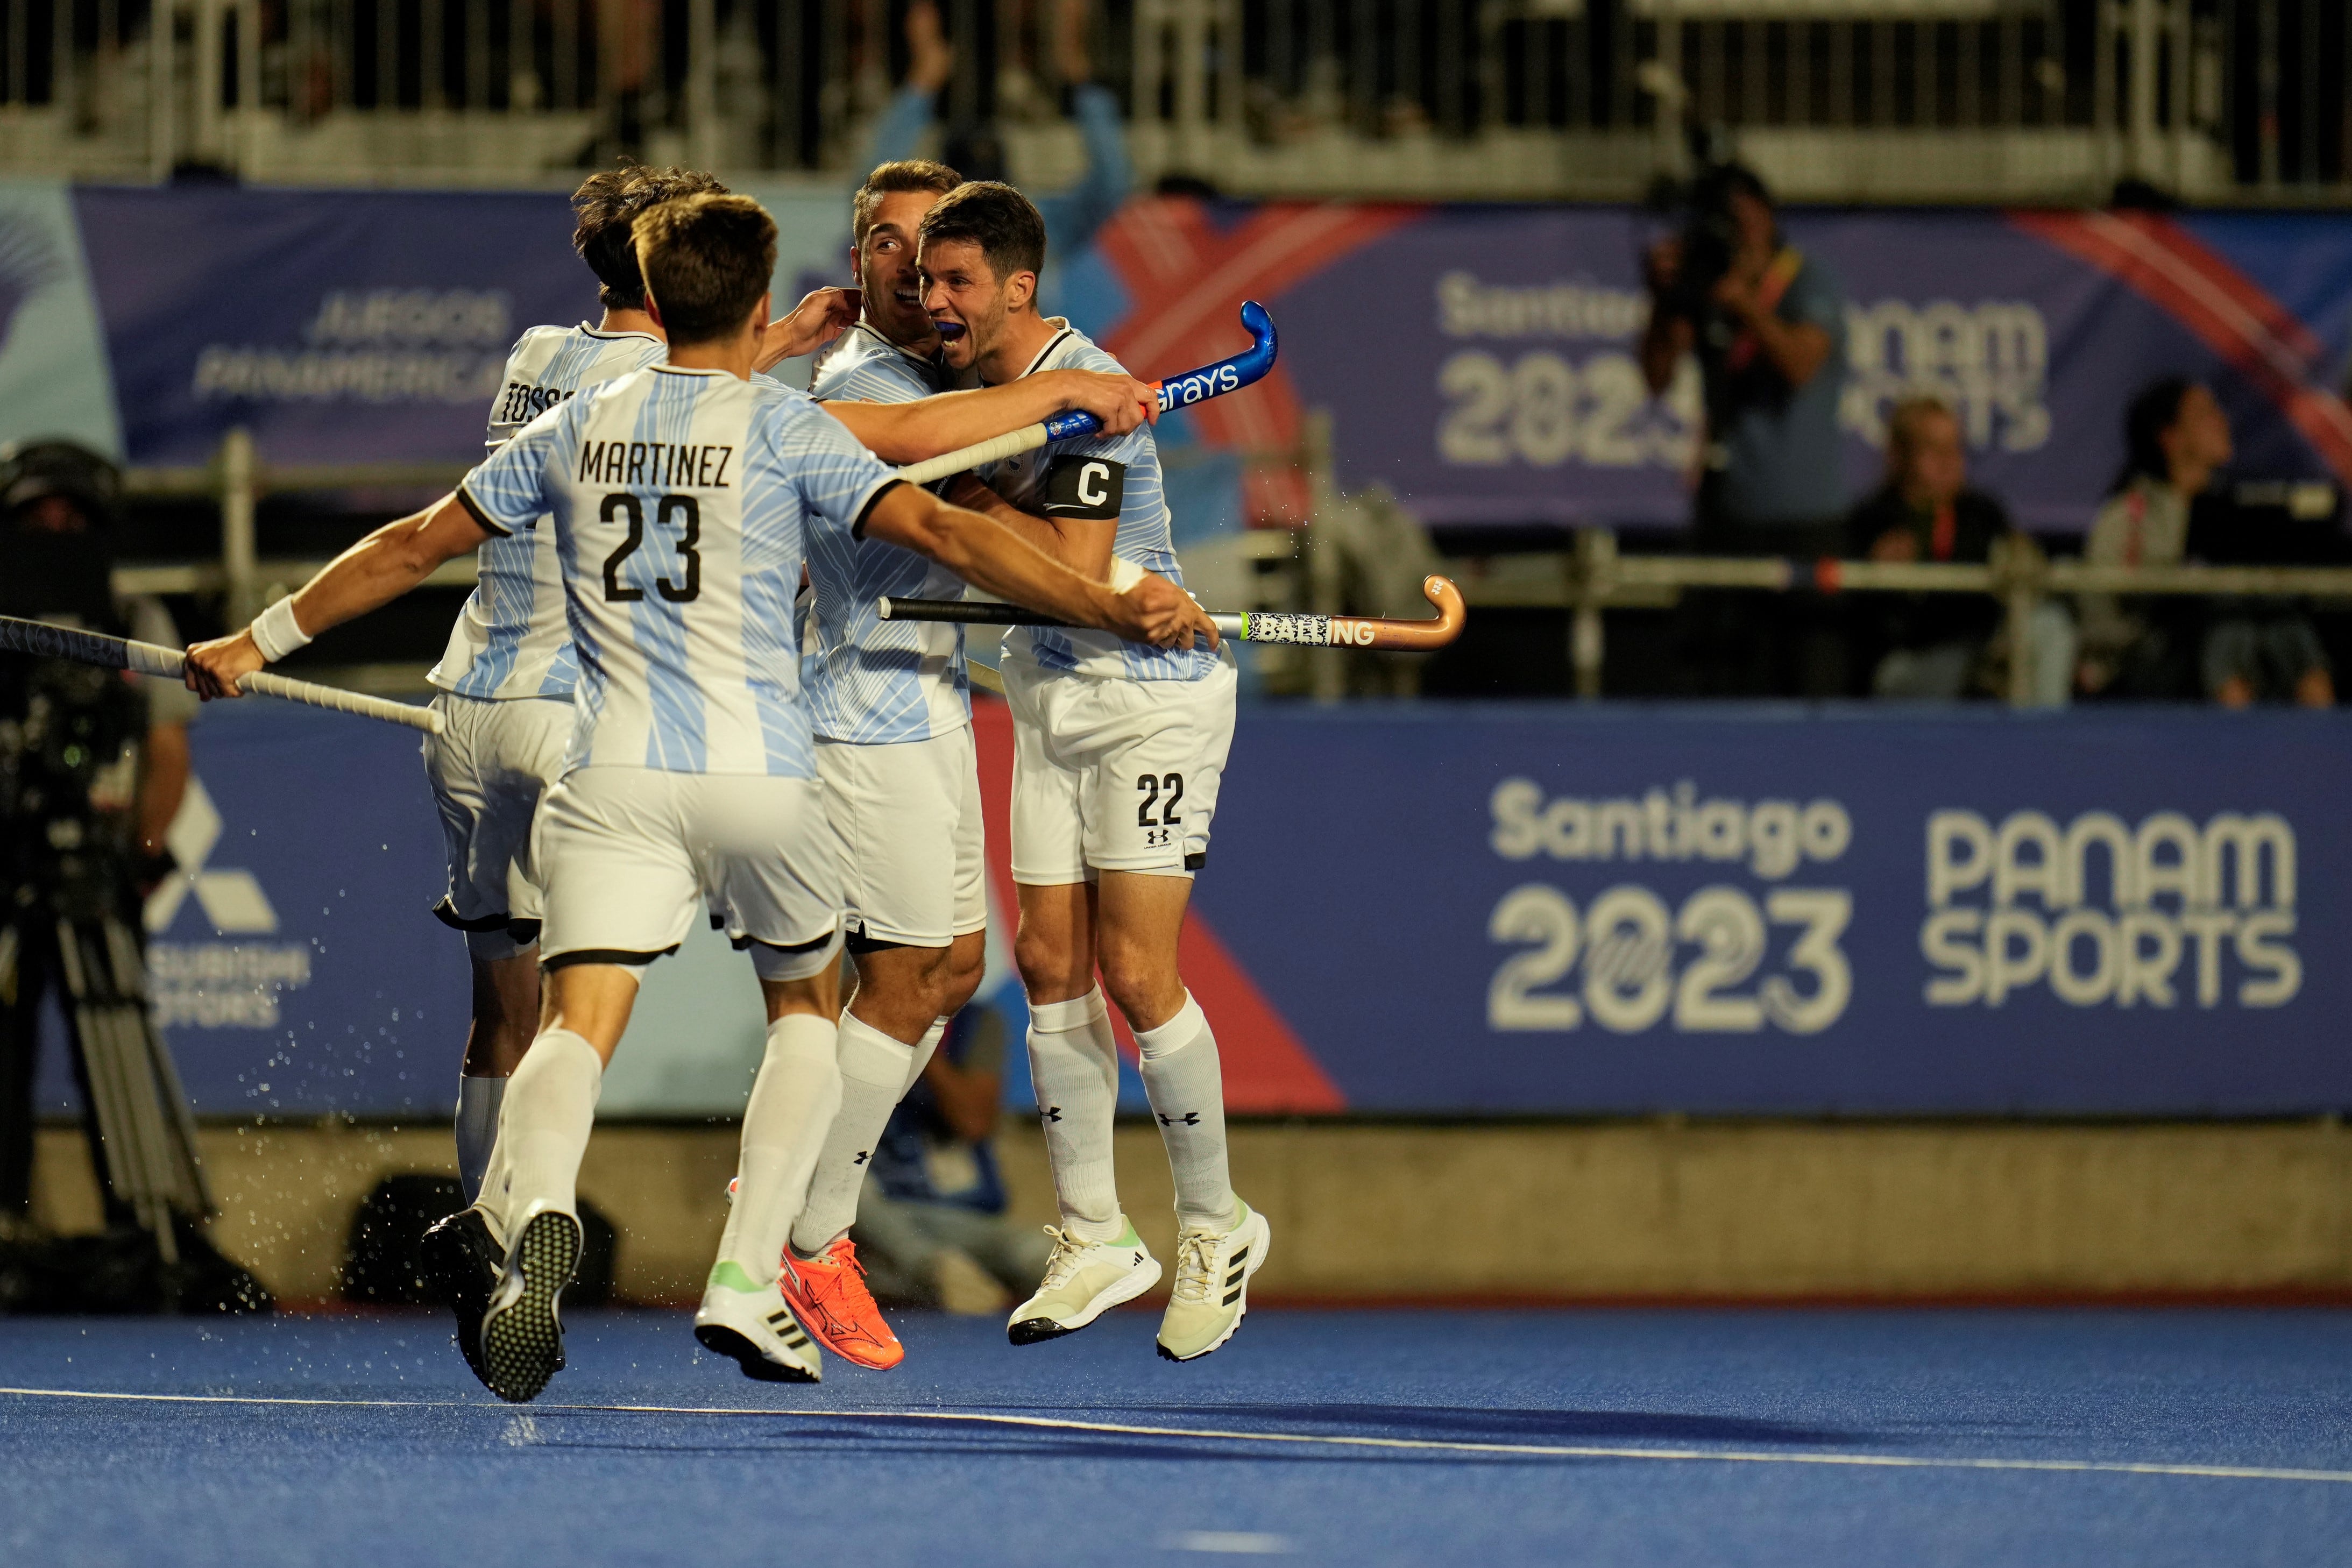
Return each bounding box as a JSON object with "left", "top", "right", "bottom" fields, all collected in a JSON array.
[{"left": 1137, "top": 772, "right": 1185, "bottom": 850}]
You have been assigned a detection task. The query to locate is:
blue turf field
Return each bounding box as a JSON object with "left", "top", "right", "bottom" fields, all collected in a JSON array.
[{"left": 3, "top": 1307, "right": 2350, "bottom": 1566}]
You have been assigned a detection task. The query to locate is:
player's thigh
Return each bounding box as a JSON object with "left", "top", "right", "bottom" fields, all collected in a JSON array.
[
  {"left": 483, "top": 695, "right": 573, "bottom": 924},
  {"left": 691, "top": 773, "right": 844, "bottom": 959},
  {"left": 422, "top": 693, "right": 569, "bottom": 932},
  {"left": 421, "top": 693, "right": 509, "bottom": 926},
  {"left": 818, "top": 730, "right": 968, "bottom": 948},
  {"left": 1078, "top": 661, "right": 1238, "bottom": 878},
  {"left": 1003, "top": 660, "right": 1088, "bottom": 890},
  {"left": 535, "top": 767, "right": 703, "bottom": 967},
  {"left": 948, "top": 724, "right": 988, "bottom": 937}
]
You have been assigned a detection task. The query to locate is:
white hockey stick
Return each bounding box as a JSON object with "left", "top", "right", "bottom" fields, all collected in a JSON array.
[{"left": 0, "top": 614, "right": 444, "bottom": 734}]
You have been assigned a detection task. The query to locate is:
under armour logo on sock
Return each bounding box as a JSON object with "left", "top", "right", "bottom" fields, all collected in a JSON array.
[
  {"left": 1043, "top": 1106, "right": 1064, "bottom": 1122},
  {"left": 1158, "top": 1111, "right": 1201, "bottom": 1126},
  {"left": 852, "top": 1151, "right": 870, "bottom": 1166}
]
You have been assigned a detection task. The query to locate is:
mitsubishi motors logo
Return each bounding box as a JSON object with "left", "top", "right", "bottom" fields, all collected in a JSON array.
[
  {"left": 144, "top": 776, "right": 277, "bottom": 934},
  {"left": 143, "top": 775, "right": 309, "bottom": 1028}
]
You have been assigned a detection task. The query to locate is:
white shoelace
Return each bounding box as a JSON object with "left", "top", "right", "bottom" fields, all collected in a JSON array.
[
  {"left": 1169, "top": 1230, "right": 1218, "bottom": 1304},
  {"left": 1037, "top": 1226, "right": 1096, "bottom": 1290}
]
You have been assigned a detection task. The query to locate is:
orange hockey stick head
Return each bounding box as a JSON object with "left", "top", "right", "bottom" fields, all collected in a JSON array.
[{"left": 1327, "top": 575, "right": 1466, "bottom": 651}]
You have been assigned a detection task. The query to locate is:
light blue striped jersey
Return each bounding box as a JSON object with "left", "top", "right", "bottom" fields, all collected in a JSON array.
[
  {"left": 429, "top": 323, "right": 666, "bottom": 700},
  {"left": 980, "top": 325, "right": 1215, "bottom": 683},
  {"left": 458, "top": 366, "right": 900, "bottom": 779},
  {"left": 804, "top": 323, "right": 970, "bottom": 743}
]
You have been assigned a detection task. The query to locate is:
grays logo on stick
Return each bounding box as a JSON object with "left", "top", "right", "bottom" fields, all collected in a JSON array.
[{"left": 1040, "top": 456, "right": 1124, "bottom": 520}]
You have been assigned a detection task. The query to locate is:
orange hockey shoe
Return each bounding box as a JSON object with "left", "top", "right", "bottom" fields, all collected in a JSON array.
[{"left": 778, "top": 1237, "right": 905, "bottom": 1370}]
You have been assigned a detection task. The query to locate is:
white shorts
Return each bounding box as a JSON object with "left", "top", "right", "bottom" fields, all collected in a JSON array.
[
  {"left": 817, "top": 727, "right": 987, "bottom": 949},
  {"left": 421, "top": 692, "right": 571, "bottom": 943},
  {"left": 1002, "top": 651, "right": 1238, "bottom": 884},
  {"left": 536, "top": 766, "right": 841, "bottom": 978}
]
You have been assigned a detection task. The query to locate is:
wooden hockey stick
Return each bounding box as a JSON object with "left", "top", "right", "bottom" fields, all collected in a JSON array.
[
  {"left": 894, "top": 301, "right": 1279, "bottom": 488},
  {"left": 0, "top": 615, "right": 445, "bottom": 734},
  {"left": 881, "top": 574, "right": 1468, "bottom": 652}
]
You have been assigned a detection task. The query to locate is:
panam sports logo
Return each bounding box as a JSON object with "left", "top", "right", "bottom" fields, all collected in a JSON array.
[
  {"left": 1921, "top": 808, "right": 2298, "bottom": 1009},
  {"left": 144, "top": 775, "right": 312, "bottom": 1028}
]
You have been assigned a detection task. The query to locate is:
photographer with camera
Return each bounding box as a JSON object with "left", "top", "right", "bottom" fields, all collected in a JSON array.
[
  {"left": 0, "top": 441, "right": 256, "bottom": 1311},
  {"left": 1641, "top": 162, "right": 1853, "bottom": 696}
]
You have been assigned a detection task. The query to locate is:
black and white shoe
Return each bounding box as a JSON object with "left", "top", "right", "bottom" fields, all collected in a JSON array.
[
  {"left": 417, "top": 1206, "right": 501, "bottom": 1383},
  {"left": 479, "top": 1206, "right": 582, "bottom": 1404}
]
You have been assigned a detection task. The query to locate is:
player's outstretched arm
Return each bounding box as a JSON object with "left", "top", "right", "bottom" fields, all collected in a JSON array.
[
  {"left": 862, "top": 483, "right": 1215, "bottom": 650},
  {"left": 824, "top": 368, "right": 1156, "bottom": 464},
  {"left": 183, "top": 493, "right": 492, "bottom": 699}
]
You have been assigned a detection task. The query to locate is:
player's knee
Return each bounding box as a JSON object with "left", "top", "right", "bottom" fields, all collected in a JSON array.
[
  {"left": 1096, "top": 947, "right": 1177, "bottom": 1027},
  {"left": 1013, "top": 927, "right": 1078, "bottom": 996},
  {"left": 939, "top": 952, "right": 987, "bottom": 1018}
]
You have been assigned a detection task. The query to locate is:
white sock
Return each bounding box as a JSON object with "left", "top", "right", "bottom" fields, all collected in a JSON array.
[
  {"left": 787, "top": 1011, "right": 911, "bottom": 1258},
  {"left": 1135, "top": 993, "right": 1237, "bottom": 1232},
  {"left": 455, "top": 1074, "right": 506, "bottom": 1205},
  {"left": 902, "top": 1016, "right": 949, "bottom": 1096},
  {"left": 488, "top": 1029, "right": 602, "bottom": 1235},
  {"left": 1026, "top": 987, "right": 1123, "bottom": 1242},
  {"left": 715, "top": 1013, "right": 843, "bottom": 1283}
]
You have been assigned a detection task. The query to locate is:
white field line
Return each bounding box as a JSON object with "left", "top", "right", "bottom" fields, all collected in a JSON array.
[{"left": 4, "top": 1384, "right": 2351, "bottom": 1487}]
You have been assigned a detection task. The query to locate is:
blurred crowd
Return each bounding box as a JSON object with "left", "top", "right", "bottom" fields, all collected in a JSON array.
[{"left": 1640, "top": 164, "right": 2342, "bottom": 709}]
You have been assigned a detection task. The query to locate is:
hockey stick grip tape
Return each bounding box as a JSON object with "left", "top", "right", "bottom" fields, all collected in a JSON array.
[{"left": 0, "top": 613, "right": 443, "bottom": 733}]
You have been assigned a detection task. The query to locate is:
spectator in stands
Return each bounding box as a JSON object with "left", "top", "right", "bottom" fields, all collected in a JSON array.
[
  {"left": 1848, "top": 398, "right": 2075, "bottom": 705},
  {"left": 869, "top": 0, "right": 1131, "bottom": 268},
  {"left": 2079, "top": 378, "right": 2332, "bottom": 706},
  {"left": 1640, "top": 164, "right": 1852, "bottom": 696},
  {"left": 849, "top": 1002, "right": 1053, "bottom": 1316}
]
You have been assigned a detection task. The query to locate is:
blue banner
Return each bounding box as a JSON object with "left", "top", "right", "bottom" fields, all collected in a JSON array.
[
  {"left": 111, "top": 701, "right": 2352, "bottom": 1120},
  {"left": 1187, "top": 704, "right": 2349, "bottom": 1115},
  {"left": 44, "top": 187, "right": 2352, "bottom": 530}
]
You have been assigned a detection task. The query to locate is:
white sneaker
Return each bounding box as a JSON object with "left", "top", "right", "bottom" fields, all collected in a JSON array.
[
  {"left": 1157, "top": 1200, "right": 1270, "bottom": 1363},
  {"left": 478, "top": 1205, "right": 582, "bottom": 1404},
  {"left": 1007, "top": 1219, "right": 1161, "bottom": 1346},
  {"left": 693, "top": 1260, "right": 823, "bottom": 1383}
]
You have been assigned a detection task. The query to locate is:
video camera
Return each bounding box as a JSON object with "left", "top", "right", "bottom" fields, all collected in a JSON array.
[{"left": 1648, "top": 131, "right": 1769, "bottom": 324}]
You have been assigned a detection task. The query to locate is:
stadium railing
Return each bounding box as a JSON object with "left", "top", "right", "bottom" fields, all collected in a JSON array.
[
  {"left": 1, "top": 1, "right": 2342, "bottom": 203},
  {"left": 109, "top": 424, "right": 2352, "bottom": 708}
]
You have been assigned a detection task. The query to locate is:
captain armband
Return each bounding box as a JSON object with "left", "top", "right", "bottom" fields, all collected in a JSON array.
[{"left": 1039, "top": 455, "right": 1125, "bottom": 521}]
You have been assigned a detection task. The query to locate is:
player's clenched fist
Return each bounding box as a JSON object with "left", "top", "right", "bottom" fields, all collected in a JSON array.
[
  {"left": 1110, "top": 573, "right": 1220, "bottom": 651},
  {"left": 183, "top": 628, "right": 265, "bottom": 699},
  {"left": 1038, "top": 369, "right": 1159, "bottom": 436}
]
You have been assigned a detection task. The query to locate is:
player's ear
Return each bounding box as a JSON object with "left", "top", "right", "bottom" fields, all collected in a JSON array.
[
  {"left": 750, "top": 291, "right": 772, "bottom": 338},
  {"left": 643, "top": 291, "right": 665, "bottom": 331},
  {"left": 1005, "top": 269, "right": 1037, "bottom": 314}
]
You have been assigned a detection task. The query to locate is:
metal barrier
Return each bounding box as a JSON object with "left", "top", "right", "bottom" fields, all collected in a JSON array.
[
  {"left": 0, "top": 1, "right": 2339, "bottom": 201},
  {"left": 116, "top": 428, "right": 472, "bottom": 625},
  {"left": 110, "top": 426, "right": 2352, "bottom": 708},
  {"left": 1450, "top": 529, "right": 2352, "bottom": 705}
]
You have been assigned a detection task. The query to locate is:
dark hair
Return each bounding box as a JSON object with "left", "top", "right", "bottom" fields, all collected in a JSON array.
[
  {"left": 916, "top": 181, "right": 1047, "bottom": 288},
  {"left": 2116, "top": 376, "right": 2197, "bottom": 492},
  {"left": 852, "top": 160, "right": 963, "bottom": 247},
  {"left": 634, "top": 194, "right": 778, "bottom": 346},
  {"left": 572, "top": 165, "right": 729, "bottom": 311}
]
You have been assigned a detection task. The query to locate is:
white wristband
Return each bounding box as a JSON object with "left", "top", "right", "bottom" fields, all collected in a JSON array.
[
  {"left": 1108, "top": 555, "right": 1146, "bottom": 593},
  {"left": 250, "top": 595, "right": 313, "bottom": 664}
]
